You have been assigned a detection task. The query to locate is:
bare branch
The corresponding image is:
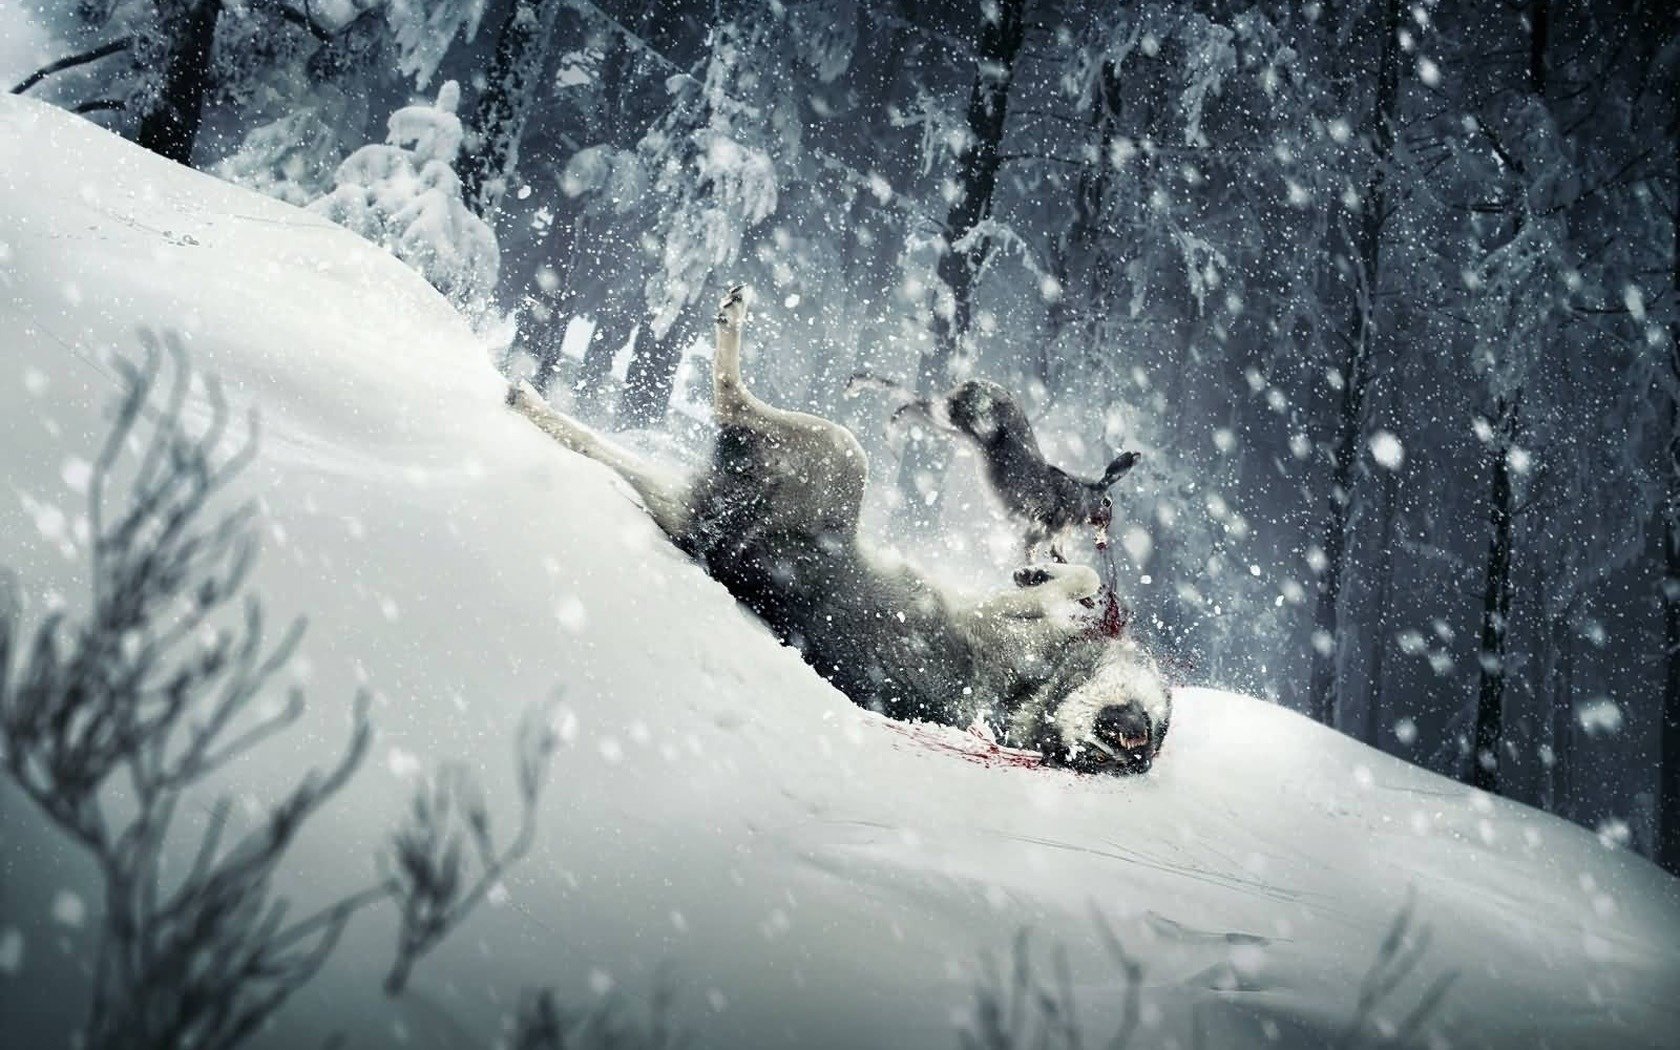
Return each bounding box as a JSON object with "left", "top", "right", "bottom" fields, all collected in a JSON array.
[
  {"left": 382, "top": 701, "right": 559, "bottom": 995},
  {"left": 9, "top": 38, "right": 131, "bottom": 96},
  {"left": 0, "top": 339, "right": 390, "bottom": 1050}
]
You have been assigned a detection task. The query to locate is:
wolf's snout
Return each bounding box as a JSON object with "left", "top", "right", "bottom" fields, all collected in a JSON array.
[{"left": 1088, "top": 703, "right": 1154, "bottom": 772}]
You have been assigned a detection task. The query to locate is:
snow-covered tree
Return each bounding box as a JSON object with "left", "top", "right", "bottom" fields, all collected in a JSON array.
[
  {"left": 613, "top": 12, "right": 792, "bottom": 427},
  {"left": 311, "top": 81, "right": 502, "bottom": 317},
  {"left": 386, "top": 0, "right": 486, "bottom": 86},
  {"left": 890, "top": 0, "right": 1027, "bottom": 531},
  {"left": 10, "top": 0, "right": 481, "bottom": 167},
  {"left": 214, "top": 86, "right": 365, "bottom": 206}
]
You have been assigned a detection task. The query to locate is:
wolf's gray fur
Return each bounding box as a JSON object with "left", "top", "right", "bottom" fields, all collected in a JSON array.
[{"left": 509, "top": 287, "right": 1169, "bottom": 773}]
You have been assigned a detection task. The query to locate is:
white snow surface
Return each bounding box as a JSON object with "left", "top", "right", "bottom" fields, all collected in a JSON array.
[{"left": 1, "top": 98, "right": 1677, "bottom": 1048}]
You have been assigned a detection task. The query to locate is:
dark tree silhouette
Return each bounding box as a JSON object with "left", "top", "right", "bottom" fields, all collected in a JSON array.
[
  {"left": 459, "top": 0, "right": 569, "bottom": 218},
  {"left": 1661, "top": 130, "right": 1680, "bottom": 877},
  {"left": 135, "top": 0, "right": 222, "bottom": 165},
  {"left": 1307, "top": 0, "right": 1400, "bottom": 728},
  {"left": 893, "top": 0, "right": 1027, "bottom": 533}
]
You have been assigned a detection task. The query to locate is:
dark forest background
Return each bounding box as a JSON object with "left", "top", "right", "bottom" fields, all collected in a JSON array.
[{"left": 10, "top": 0, "right": 1679, "bottom": 874}]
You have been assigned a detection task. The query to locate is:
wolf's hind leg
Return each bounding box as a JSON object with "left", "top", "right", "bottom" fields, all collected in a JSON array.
[
  {"left": 711, "top": 286, "right": 853, "bottom": 441},
  {"left": 708, "top": 285, "right": 868, "bottom": 535},
  {"left": 508, "top": 381, "right": 690, "bottom": 537},
  {"left": 711, "top": 284, "right": 765, "bottom": 426}
]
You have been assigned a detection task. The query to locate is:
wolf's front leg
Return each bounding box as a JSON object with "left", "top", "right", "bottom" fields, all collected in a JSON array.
[{"left": 506, "top": 381, "right": 691, "bottom": 538}]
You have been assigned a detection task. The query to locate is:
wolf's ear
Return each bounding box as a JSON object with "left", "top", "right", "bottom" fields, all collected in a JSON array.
[{"left": 1099, "top": 450, "right": 1142, "bottom": 488}]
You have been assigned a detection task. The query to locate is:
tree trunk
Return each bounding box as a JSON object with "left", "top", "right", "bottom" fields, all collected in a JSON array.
[
  {"left": 893, "top": 0, "right": 1027, "bottom": 532},
  {"left": 459, "top": 0, "right": 566, "bottom": 218},
  {"left": 527, "top": 321, "right": 567, "bottom": 398},
  {"left": 549, "top": 33, "right": 642, "bottom": 409},
  {"left": 1548, "top": 617, "right": 1574, "bottom": 816},
  {"left": 1471, "top": 401, "right": 1518, "bottom": 794},
  {"left": 1466, "top": 0, "right": 1552, "bottom": 798},
  {"left": 1661, "top": 436, "right": 1679, "bottom": 873},
  {"left": 1528, "top": 0, "right": 1550, "bottom": 95},
  {"left": 1364, "top": 467, "right": 1399, "bottom": 747},
  {"left": 617, "top": 316, "right": 691, "bottom": 429},
  {"left": 135, "top": 0, "right": 221, "bottom": 166},
  {"left": 1043, "top": 59, "right": 1121, "bottom": 387},
  {"left": 1659, "top": 133, "right": 1680, "bottom": 876},
  {"left": 1306, "top": 0, "right": 1399, "bottom": 726},
  {"left": 571, "top": 310, "right": 636, "bottom": 415}
]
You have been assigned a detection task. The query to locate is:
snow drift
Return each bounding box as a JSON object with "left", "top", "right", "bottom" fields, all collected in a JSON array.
[{"left": 0, "top": 97, "right": 1676, "bottom": 1049}]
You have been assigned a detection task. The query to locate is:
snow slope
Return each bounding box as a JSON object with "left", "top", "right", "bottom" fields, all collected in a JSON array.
[{"left": 1, "top": 97, "right": 1676, "bottom": 1049}]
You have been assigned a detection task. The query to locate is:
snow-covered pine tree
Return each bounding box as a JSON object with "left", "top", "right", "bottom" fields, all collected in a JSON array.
[
  {"left": 12, "top": 0, "right": 483, "bottom": 168},
  {"left": 310, "top": 81, "right": 502, "bottom": 319},
  {"left": 215, "top": 87, "right": 365, "bottom": 206},
  {"left": 616, "top": 14, "right": 787, "bottom": 428},
  {"left": 386, "top": 0, "right": 488, "bottom": 87},
  {"left": 891, "top": 0, "right": 1027, "bottom": 534}
]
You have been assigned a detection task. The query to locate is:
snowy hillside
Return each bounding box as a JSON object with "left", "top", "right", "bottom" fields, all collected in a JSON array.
[{"left": 1, "top": 97, "right": 1676, "bottom": 1049}]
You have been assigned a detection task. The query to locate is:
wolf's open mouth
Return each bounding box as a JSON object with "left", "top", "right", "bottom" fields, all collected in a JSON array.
[{"left": 1085, "top": 733, "right": 1148, "bottom": 761}]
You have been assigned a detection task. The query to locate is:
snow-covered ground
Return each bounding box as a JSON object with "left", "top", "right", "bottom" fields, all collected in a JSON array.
[{"left": 1, "top": 97, "right": 1676, "bottom": 1049}]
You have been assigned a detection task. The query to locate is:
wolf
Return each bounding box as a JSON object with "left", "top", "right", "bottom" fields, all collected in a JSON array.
[
  {"left": 508, "top": 286, "right": 1170, "bottom": 773},
  {"left": 847, "top": 373, "right": 1140, "bottom": 563}
]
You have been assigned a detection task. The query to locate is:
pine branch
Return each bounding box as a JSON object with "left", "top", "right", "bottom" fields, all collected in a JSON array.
[{"left": 269, "top": 1, "right": 336, "bottom": 43}]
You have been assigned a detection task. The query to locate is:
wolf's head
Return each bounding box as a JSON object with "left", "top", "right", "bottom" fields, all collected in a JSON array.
[{"left": 1044, "top": 640, "right": 1171, "bottom": 774}]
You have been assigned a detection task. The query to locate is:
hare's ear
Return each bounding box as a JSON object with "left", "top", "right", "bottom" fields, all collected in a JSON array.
[{"left": 1099, "top": 450, "right": 1142, "bottom": 488}]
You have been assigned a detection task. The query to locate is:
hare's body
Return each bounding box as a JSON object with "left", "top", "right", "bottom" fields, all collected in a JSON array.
[{"left": 850, "top": 374, "right": 1140, "bottom": 561}]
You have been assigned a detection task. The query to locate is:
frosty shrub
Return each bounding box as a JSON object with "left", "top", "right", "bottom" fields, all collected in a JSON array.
[
  {"left": 960, "top": 921, "right": 1141, "bottom": 1050},
  {"left": 0, "top": 337, "right": 554, "bottom": 1048},
  {"left": 310, "top": 81, "right": 502, "bottom": 318},
  {"left": 1337, "top": 895, "right": 1458, "bottom": 1049},
  {"left": 961, "top": 899, "right": 1454, "bottom": 1050},
  {"left": 383, "top": 701, "right": 558, "bottom": 995},
  {"left": 510, "top": 982, "right": 684, "bottom": 1050}
]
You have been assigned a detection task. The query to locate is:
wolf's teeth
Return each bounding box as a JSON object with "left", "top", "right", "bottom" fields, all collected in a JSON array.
[{"left": 1086, "top": 737, "right": 1121, "bottom": 760}]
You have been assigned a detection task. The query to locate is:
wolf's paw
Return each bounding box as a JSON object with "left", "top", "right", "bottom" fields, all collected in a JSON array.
[
  {"left": 715, "top": 283, "right": 748, "bottom": 329},
  {"left": 1012, "top": 561, "right": 1099, "bottom": 599},
  {"left": 507, "top": 380, "right": 543, "bottom": 414},
  {"left": 1013, "top": 566, "right": 1053, "bottom": 588}
]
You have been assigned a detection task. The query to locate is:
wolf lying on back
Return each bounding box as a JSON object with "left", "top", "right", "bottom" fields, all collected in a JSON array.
[{"left": 508, "top": 287, "right": 1170, "bottom": 773}]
